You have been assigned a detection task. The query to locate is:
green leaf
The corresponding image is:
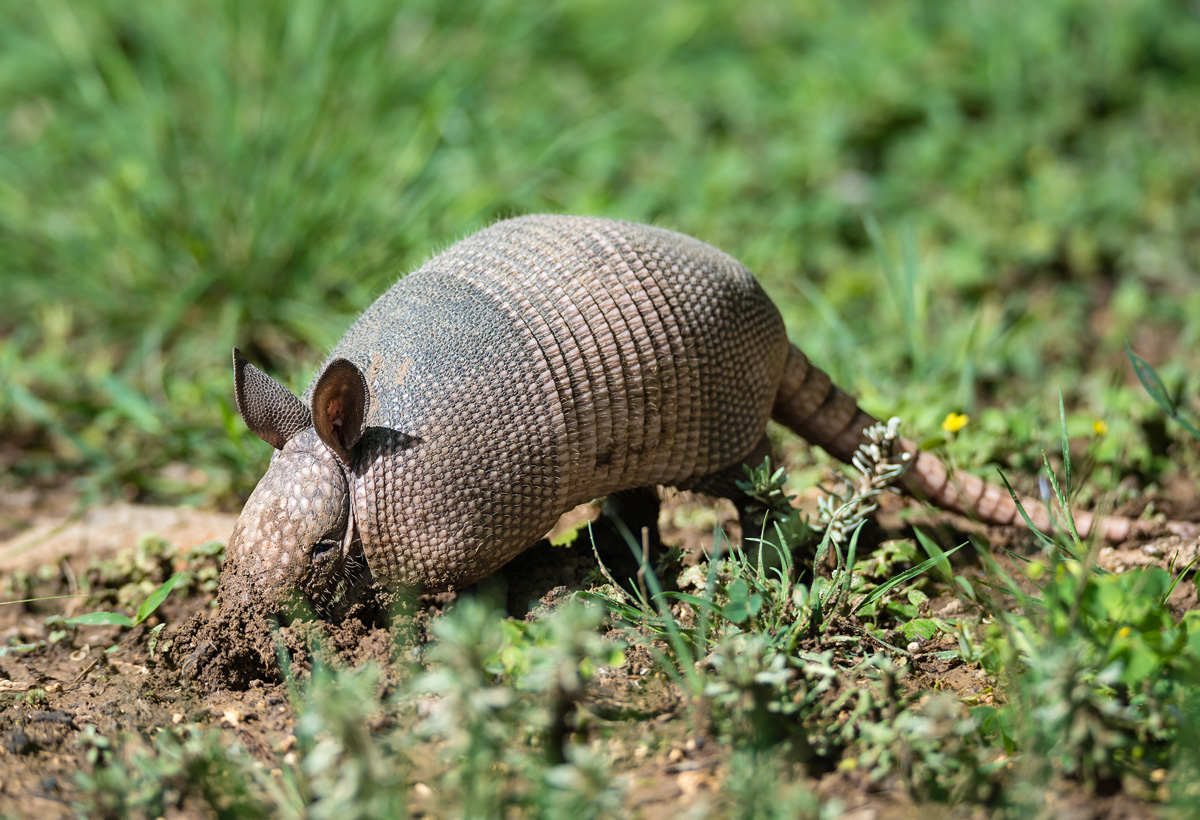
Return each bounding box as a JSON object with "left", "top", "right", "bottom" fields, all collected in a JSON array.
[
  {"left": 996, "top": 470, "right": 1057, "bottom": 551},
  {"left": 133, "top": 572, "right": 183, "bottom": 626},
  {"left": 913, "top": 528, "right": 955, "bottom": 585},
  {"left": 1126, "top": 341, "right": 1200, "bottom": 441},
  {"left": 66, "top": 611, "right": 135, "bottom": 627},
  {"left": 1126, "top": 341, "right": 1175, "bottom": 413},
  {"left": 1058, "top": 391, "right": 1071, "bottom": 496},
  {"left": 954, "top": 575, "right": 977, "bottom": 602},
  {"left": 906, "top": 588, "right": 929, "bottom": 606},
  {"left": 0, "top": 643, "right": 44, "bottom": 656},
  {"left": 900, "top": 618, "right": 943, "bottom": 641},
  {"left": 724, "top": 578, "right": 751, "bottom": 624},
  {"left": 746, "top": 592, "right": 764, "bottom": 620},
  {"left": 549, "top": 518, "right": 588, "bottom": 547}
]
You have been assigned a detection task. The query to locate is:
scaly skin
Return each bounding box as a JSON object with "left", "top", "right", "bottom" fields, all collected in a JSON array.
[{"left": 224, "top": 215, "right": 1171, "bottom": 616}]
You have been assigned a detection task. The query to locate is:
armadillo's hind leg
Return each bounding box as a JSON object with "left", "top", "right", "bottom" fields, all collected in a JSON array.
[{"left": 597, "top": 486, "right": 663, "bottom": 583}]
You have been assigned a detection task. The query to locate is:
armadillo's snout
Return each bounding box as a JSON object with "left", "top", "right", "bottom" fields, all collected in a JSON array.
[{"left": 223, "top": 435, "right": 354, "bottom": 620}]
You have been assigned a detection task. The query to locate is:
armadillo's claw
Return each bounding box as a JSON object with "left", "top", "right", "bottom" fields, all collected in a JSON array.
[{"left": 179, "top": 638, "right": 214, "bottom": 682}]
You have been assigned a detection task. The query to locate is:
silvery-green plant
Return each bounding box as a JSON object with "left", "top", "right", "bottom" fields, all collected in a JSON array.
[{"left": 814, "top": 417, "right": 912, "bottom": 549}]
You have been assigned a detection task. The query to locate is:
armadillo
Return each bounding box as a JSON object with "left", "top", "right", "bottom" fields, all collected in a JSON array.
[{"left": 225, "top": 214, "right": 1145, "bottom": 614}]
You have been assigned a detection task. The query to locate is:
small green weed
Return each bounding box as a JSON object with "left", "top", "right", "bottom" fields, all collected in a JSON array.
[
  {"left": 64, "top": 572, "right": 182, "bottom": 629},
  {"left": 722, "top": 748, "right": 838, "bottom": 820},
  {"left": 264, "top": 662, "right": 410, "bottom": 820},
  {"left": 79, "top": 535, "right": 224, "bottom": 615},
  {"left": 59, "top": 569, "right": 182, "bottom": 655},
  {"left": 414, "top": 596, "right": 626, "bottom": 817}
]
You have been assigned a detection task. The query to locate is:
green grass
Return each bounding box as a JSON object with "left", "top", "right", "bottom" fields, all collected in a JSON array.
[{"left": 2, "top": 0, "right": 1199, "bottom": 504}]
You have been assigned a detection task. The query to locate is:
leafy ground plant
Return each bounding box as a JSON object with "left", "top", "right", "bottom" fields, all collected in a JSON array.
[
  {"left": 57, "top": 571, "right": 182, "bottom": 655},
  {"left": 63, "top": 573, "right": 182, "bottom": 630}
]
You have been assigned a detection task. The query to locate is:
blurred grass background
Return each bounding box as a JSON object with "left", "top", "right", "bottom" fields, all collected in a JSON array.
[{"left": 1, "top": 0, "right": 1197, "bottom": 508}]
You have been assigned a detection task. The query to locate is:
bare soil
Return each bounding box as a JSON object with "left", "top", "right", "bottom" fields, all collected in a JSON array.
[{"left": 1, "top": 478, "right": 1197, "bottom": 819}]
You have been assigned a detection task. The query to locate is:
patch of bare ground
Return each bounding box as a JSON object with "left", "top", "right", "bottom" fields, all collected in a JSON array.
[{"left": 0, "top": 503, "right": 238, "bottom": 577}]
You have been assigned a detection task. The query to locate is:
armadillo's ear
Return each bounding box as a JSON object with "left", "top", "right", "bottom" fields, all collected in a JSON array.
[
  {"left": 311, "top": 358, "right": 370, "bottom": 465},
  {"left": 233, "top": 348, "right": 312, "bottom": 449}
]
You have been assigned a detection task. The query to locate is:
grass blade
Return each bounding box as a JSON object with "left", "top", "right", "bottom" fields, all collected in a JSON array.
[
  {"left": 1058, "top": 391, "right": 1071, "bottom": 496},
  {"left": 1126, "top": 340, "right": 1200, "bottom": 441},
  {"left": 66, "top": 611, "right": 136, "bottom": 627},
  {"left": 996, "top": 470, "right": 1058, "bottom": 551},
  {"left": 852, "top": 540, "right": 966, "bottom": 614},
  {"left": 133, "top": 572, "right": 184, "bottom": 626}
]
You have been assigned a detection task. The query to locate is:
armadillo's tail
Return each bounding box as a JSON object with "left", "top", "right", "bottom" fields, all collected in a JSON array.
[{"left": 770, "top": 344, "right": 1140, "bottom": 544}]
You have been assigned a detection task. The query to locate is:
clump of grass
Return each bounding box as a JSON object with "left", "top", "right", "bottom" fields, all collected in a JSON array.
[
  {"left": 968, "top": 402, "right": 1200, "bottom": 807},
  {"left": 594, "top": 417, "right": 930, "bottom": 666},
  {"left": 591, "top": 420, "right": 979, "bottom": 802}
]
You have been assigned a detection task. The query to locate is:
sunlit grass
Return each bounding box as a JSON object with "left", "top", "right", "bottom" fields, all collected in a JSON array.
[{"left": 2, "top": 0, "right": 1198, "bottom": 505}]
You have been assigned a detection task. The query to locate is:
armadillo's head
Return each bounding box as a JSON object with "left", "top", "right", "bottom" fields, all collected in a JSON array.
[{"left": 223, "top": 349, "right": 371, "bottom": 619}]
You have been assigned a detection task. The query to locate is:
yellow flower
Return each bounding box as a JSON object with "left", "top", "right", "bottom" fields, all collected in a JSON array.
[
  {"left": 942, "top": 412, "right": 969, "bottom": 433},
  {"left": 1093, "top": 420, "right": 1108, "bottom": 436}
]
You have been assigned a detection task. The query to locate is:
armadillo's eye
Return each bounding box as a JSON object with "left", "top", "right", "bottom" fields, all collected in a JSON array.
[{"left": 313, "top": 537, "right": 340, "bottom": 558}]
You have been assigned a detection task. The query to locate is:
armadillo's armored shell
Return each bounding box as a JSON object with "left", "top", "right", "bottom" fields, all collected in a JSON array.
[{"left": 319, "top": 215, "right": 789, "bottom": 591}]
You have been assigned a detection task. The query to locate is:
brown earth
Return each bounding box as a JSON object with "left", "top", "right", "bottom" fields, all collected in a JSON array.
[{"left": 1, "top": 477, "right": 1197, "bottom": 819}]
